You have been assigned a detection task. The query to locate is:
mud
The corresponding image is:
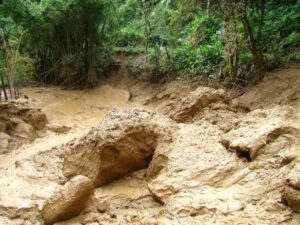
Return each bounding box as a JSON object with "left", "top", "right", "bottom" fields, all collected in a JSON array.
[
  {"left": 0, "top": 65, "right": 300, "bottom": 225},
  {"left": 22, "top": 85, "right": 135, "bottom": 130},
  {"left": 0, "top": 101, "right": 47, "bottom": 152}
]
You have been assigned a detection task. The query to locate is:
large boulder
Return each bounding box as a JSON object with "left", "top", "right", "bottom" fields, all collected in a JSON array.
[
  {"left": 9, "top": 118, "right": 36, "bottom": 142},
  {"left": 147, "top": 122, "right": 243, "bottom": 204},
  {"left": 63, "top": 109, "right": 175, "bottom": 187},
  {"left": 147, "top": 107, "right": 299, "bottom": 224},
  {"left": 42, "top": 175, "right": 94, "bottom": 225},
  {"left": 221, "top": 106, "right": 293, "bottom": 160},
  {"left": 0, "top": 101, "right": 48, "bottom": 152},
  {"left": 167, "top": 87, "right": 228, "bottom": 122},
  {"left": 22, "top": 108, "right": 47, "bottom": 130}
]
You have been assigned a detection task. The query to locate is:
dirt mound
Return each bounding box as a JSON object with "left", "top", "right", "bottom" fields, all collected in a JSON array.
[
  {"left": 236, "top": 65, "right": 300, "bottom": 132},
  {"left": 221, "top": 106, "right": 294, "bottom": 160},
  {"left": 57, "top": 105, "right": 299, "bottom": 224},
  {"left": 0, "top": 106, "right": 299, "bottom": 224},
  {"left": 0, "top": 101, "right": 47, "bottom": 152},
  {"left": 42, "top": 175, "right": 94, "bottom": 225},
  {"left": 166, "top": 87, "right": 229, "bottom": 122},
  {"left": 139, "top": 84, "right": 248, "bottom": 133},
  {"left": 283, "top": 159, "right": 300, "bottom": 213},
  {"left": 237, "top": 65, "right": 300, "bottom": 110},
  {"left": 63, "top": 109, "right": 176, "bottom": 187}
]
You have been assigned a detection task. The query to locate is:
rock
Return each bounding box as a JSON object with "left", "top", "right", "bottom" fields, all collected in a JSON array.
[
  {"left": 0, "top": 102, "right": 20, "bottom": 115},
  {"left": 147, "top": 122, "right": 242, "bottom": 204},
  {"left": 23, "top": 109, "right": 47, "bottom": 130},
  {"left": 0, "top": 117, "right": 9, "bottom": 133},
  {"left": 63, "top": 109, "right": 175, "bottom": 187},
  {"left": 47, "top": 124, "right": 71, "bottom": 134},
  {"left": 283, "top": 185, "right": 300, "bottom": 212},
  {"left": 140, "top": 218, "right": 158, "bottom": 225},
  {"left": 10, "top": 119, "right": 35, "bottom": 142},
  {"left": 0, "top": 202, "right": 42, "bottom": 224},
  {"left": 165, "top": 187, "right": 245, "bottom": 217},
  {"left": 167, "top": 87, "right": 228, "bottom": 122},
  {"left": 58, "top": 176, "right": 69, "bottom": 185},
  {"left": 41, "top": 175, "right": 94, "bottom": 225},
  {"left": 0, "top": 132, "right": 11, "bottom": 150},
  {"left": 285, "top": 162, "right": 300, "bottom": 189},
  {"left": 146, "top": 107, "right": 299, "bottom": 224},
  {"left": 221, "top": 106, "right": 293, "bottom": 160},
  {"left": 282, "top": 160, "right": 300, "bottom": 212},
  {"left": 0, "top": 102, "right": 48, "bottom": 151},
  {"left": 146, "top": 154, "right": 168, "bottom": 178}
]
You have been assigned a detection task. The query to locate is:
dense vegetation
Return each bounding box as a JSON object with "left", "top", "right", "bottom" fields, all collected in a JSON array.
[{"left": 0, "top": 0, "right": 299, "bottom": 99}]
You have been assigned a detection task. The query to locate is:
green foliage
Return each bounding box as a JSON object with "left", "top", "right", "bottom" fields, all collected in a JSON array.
[
  {"left": 0, "top": 0, "right": 299, "bottom": 87},
  {"left": 119, "top": 1, "right": 224, "bottom": 80},
  {"left": 117, "top": 21, "right": 145, "bottom": 47},
  {"left": 262, "top": 1, "right": 300, "bottom": 70},
  {"left": 1, "top": 0, "right": 118, "bottom": 87}
]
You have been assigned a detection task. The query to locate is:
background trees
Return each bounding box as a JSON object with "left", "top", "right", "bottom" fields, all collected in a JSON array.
[
  {"left": 119, "top": 0, "right": 300, "bottom": 84},
  {"left": 1, "top": 0, "right": 118, "bottom": 90},
  {"left": 0, "top": 0, "right": 299, "bottom": 95}
]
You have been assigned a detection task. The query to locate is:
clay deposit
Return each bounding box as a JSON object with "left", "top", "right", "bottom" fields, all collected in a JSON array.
[
  {"left": 0, "top": 65, "right": 299, "bottom": 225},
  {"left": 0, "top": 101, "right": 47, "bottom": 152}
]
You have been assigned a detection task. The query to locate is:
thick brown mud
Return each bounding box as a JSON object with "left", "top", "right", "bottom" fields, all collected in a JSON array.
[{"left": 0, "top": 65, "right": 300, "bottom": 225}]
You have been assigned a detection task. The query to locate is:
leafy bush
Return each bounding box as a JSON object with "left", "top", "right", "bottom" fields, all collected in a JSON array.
[{"left": 117, "top": 21, "right": 145, "bottom": 47}]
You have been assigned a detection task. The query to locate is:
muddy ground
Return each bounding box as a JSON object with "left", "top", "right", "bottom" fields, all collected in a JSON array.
[{"left": 0, "top": 65, "right": 300, "bottom": 225}]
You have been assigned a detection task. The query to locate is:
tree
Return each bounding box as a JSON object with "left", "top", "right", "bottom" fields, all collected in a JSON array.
[
  {"left": 241, "top": 0, "right": 265, "bottom": 79},
  {"left": 206, "top": 0, "right": 266, "bottom": 80},
  {"left": 0, "top": 17, "right": 22, "bottom": 99},
  {"left": 2, "top": 0, "right": 118, "bottom": 87},
  {"left": 222, "top": 0, "right": 243, "bottom": 79}
]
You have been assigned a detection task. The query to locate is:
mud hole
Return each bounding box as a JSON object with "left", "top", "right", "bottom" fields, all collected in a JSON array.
[{"left": 0, "top": 66, "right": 300, "bottom": 225}]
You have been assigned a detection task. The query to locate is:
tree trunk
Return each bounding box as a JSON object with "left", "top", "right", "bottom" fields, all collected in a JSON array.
[
  {"left": 1, "top": 33, "right": 15, "bottom": 99},
  {"left": 242, "top": 15, "right": 264, "bottom": 79},
  {"left": 229, "top": 50, "right": 238, "bottom": 80},
  {"left": 241, "top": 0, "right": 265, "bottom": 79},
  {"left": 207, "top": 0, "right": 211, "bottom": 17},
  {"left": 85, "top": 11, "right": 97, "bottom": 87},
  {"left": 0, "top": 72, "right": 8, "bottom": 101},
  {"left": 223, "top": 0, "right": 240, "bottom": 80},
  {"left": 7, "top": 58, "right": 15, "bottom": 99},
  {"left": 141, "top": 0, "right": 150, "bottom": 52}
]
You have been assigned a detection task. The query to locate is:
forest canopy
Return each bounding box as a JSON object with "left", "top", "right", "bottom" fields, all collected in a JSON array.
[{"left": 0, "top": 0, "right": 299, "bottom": 96}]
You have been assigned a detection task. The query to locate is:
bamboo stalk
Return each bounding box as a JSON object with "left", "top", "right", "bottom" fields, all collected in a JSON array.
[{"left": 0, "top": 72, "right": 8, "bottom": 101}]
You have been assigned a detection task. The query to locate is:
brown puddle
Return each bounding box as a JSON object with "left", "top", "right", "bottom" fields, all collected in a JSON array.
[{"left": 23, "top": 85, "right": 139, "bottom": 131}]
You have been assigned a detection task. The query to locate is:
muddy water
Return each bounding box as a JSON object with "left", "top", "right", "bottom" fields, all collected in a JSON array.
[
  {"left": 0, "top": 85, "right": 142, "bottom": 211},
  {"left": 23, "top": 85, "right": 139, "bottom": 131},
  {"left": 3, "top": 85, "right": 141, "bottom": 166},
  {"left": 20, "top": 86, "right": 149, "bottom": 225}
]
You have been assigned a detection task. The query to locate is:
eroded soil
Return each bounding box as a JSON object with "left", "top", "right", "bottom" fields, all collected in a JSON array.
[{"left": 0, "top": 65, "right": 300, "bottom": 225}]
